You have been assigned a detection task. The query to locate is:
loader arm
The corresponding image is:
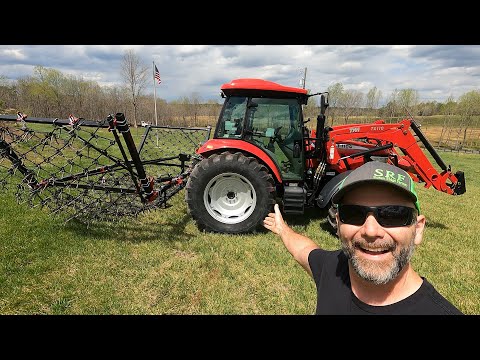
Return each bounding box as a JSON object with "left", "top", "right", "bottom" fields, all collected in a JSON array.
[{"left": 324, "top": 119, "right": 466, "bottom": 196}]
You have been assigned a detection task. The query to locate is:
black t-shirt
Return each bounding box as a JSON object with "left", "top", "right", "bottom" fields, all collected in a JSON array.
[{"left": 308, "top": 248, "right": 464, "bottom": 315}]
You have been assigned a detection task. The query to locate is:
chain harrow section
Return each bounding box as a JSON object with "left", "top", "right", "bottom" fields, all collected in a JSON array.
[
  {"left": 0, "top": 114, "right": 211, "bottom": 223},
  {"left": 139, "top": 124, "right": 212, "bottom": 182}
]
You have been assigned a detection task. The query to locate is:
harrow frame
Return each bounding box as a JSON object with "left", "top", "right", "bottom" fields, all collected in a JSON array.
[{"left": 0, "top": 112, "right": 211, "bottom": 223}]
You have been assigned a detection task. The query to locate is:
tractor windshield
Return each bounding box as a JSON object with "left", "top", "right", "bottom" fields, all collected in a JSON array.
[
  {"left": 215, "top": 96, "right": 248, "bottom": 139},
  {"left": 215, "top": 95, "right": 304, "bottom": 181}
]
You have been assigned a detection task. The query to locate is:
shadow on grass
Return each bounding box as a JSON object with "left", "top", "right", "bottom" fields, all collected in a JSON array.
[
  {"left": 425, "top": 220, "right": 449, "bottom": 230},
  {"left": 60, "top": 203, "right": 338, "bottom": 243},
  {"left": 250, "top": 206, "right": 334, "bottom": 235},
  {"left": 285, "top": 206, "right": 326, "bottom": 226},
  {"left": 62, "top": 209, "right": 195, "bottom": 244},
  {"left": 319, "top": 221, "right": 338, "bottom": 236}
]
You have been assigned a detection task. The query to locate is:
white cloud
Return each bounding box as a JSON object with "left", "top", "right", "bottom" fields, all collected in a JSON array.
[
  {"left": 339, "top": 61, "right": 362, "bottom": 70},
  {"left": 0, "top": 45, "right": 478, "bottom": 103},
  {"left": 1, "top": 48, "right": 26, "bottom": 60}
]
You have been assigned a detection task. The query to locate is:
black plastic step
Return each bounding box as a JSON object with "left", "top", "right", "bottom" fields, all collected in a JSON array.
[{"left": 283, "top": 185, "right": 305, "bottom": 214}]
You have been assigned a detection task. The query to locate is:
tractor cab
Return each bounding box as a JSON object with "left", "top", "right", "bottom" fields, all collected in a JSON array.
[{"left": 214, "top": 79, "right": 309, "bottom": 181}]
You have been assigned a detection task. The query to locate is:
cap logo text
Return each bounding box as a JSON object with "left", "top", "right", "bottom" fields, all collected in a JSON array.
[{"left": 373, "top": 168, "right": 407, "bottom": 187}]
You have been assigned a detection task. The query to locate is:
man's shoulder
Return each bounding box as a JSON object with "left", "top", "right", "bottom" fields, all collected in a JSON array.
[
  {"left": 309, "top": 248, "right": 344, "bottom": 262},
  {"left": 308, "top": 248, "right": 348, "bottom": 278},
  {"left": 419, "top": 278, "right": 464, "bottom": 315}
]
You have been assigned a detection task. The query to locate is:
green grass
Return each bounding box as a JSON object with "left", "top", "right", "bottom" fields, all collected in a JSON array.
[
  {"left": 410, "top": 151, "right": 480, "bottom": 314},
  {"left": 0, "top": 149, "right": 479, "bottom": 314}
]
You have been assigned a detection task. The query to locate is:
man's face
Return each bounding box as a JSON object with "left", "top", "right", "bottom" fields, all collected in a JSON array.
[{"left": 336, "top": 183, "right": 425, "bottom": 285}]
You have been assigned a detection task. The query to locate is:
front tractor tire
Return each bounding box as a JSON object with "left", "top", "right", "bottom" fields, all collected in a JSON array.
[
  {"left": 327, "top": 202, "right": 338, "bottom": 235},
  {"left": 185, "top": 152, "right": 276, "bottom": 234}
]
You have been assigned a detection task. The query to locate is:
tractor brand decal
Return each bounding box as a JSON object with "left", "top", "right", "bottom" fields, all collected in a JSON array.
[
  {"left": 371, "top": 126, "right": 384, "bottom": 131},
  {"left": 349, "top": 127, "right": 360, "bottom": 133},
  {"left": 336, "top": 144, "right": 368, "bottom": 151},
  {"left": 373, "top": 168, "right": 408, "bottom": 187}
]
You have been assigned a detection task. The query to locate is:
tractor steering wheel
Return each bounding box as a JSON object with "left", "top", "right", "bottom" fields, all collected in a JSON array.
[{"left": 273, "top": 126, "right": 283, "bottom": 142}]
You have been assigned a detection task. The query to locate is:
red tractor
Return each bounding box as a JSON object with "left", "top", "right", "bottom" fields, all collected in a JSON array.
[{"left": 185, "top": 78, "right": 466, "bottom": 234}]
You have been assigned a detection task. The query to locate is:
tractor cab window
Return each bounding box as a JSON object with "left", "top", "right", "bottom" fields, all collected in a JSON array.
[
  {"left": 215, "top": 96, "right": 247, "bottom": 139},
  {"left": 245, "top": 97, "right": 304, "bottom": 180}
]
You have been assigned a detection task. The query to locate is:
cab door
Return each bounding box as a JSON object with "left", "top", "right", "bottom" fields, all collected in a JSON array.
[{"left": 246, "top": 97, "right": 304, "bottom": 181}]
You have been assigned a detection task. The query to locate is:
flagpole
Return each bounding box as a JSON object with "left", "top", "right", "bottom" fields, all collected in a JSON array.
[{"left": 153, "top": 61, "right": 158, "bottom": 126}]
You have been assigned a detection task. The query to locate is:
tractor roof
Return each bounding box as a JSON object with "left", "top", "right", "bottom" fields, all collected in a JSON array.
[{"left": 221, "top": 78, "right": 308, "bottom": 97}]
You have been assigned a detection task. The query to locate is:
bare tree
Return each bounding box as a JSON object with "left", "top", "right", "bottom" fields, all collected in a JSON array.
[
  {"left": 366, "top": 86, "right": 382, "bottom": 121},
  {"left": 456, "top": 90, "right": 480, "bottom": 149},
  {"left": 190, "top": 92, "right": 202, "bottom": 126},
  {"left": 326, "top": 82, "right": 344, "bottom": 126},
  {"left": 397, "top": 88, "right": 419, "bottom": 117},
  {"left": 303, "top": 89, "right": 319, "bottom": 119},
  {"left": 384, "top": 89, "right": 401, "bottom": 120},
  {"left": 120, "top": 50, "right": 149, "bottom": 128},
  {"left": 207, "top": 99, "right": 221, "bottom": 124},
  {"left": 438, "top": 95, "right": 456, "bottom": 147},
  {"left": 338, "top": 89, "right": 364, "bottom": 124},
  {"left": 0, "top": 75, "right": 11, "bottom": 111}
]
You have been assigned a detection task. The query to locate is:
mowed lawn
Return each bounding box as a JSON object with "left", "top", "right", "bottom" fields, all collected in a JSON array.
[{"left": 0, "top": 151, "right": 478, "bottom": 315}]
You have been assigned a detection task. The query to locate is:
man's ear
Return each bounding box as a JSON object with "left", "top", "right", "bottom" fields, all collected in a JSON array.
[{"left": 414, "top": 214, "right": 426, "bottom": 245}]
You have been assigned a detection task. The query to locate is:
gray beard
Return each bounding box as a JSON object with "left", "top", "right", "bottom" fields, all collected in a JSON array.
[{"left": 341, "top": 236, "right": 416, "bottom": 285}]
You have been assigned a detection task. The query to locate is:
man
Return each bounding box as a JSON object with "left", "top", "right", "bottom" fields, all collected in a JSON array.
[{"left": 263, "top": 161, "right": 463, "bottom": 315}]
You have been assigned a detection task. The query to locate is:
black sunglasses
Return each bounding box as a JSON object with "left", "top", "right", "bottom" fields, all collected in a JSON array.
[{"left": 338, "top": 204, "right": 417, "bottom": 227}]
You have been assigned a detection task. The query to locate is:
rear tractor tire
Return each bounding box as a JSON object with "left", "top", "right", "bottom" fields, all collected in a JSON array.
[
  {"left": 185, "top": 152, "right": 276, "bottom": 234},
  {"left": 327, "top": 202, "right": 338, "bottom": 235}
]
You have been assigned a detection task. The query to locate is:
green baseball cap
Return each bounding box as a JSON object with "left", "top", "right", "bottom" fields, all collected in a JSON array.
[{"left": 331, "top": 161, "right": 420, "bottom": 214}]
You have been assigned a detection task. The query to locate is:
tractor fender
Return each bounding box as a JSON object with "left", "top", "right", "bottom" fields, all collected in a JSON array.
[
  {"left": 316, "top": 170, "right": 353, "bottom": 208},
  {"left": 196, "top": 139, "right": 283, "bottom": 182}
]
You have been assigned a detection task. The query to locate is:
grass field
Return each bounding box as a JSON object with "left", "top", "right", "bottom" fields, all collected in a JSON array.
[{"left": 0, "top": 142, "right": 479, "bottom": 314}]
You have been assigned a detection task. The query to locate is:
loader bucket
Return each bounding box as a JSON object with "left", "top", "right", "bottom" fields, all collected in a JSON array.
[{"left": 453, "top": 171, "right": 466, "bottom": 195}]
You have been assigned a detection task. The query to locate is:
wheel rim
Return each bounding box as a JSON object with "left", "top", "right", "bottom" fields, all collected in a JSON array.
[{"left": 204, "top": 172, "right": 256, "bottom": 224}]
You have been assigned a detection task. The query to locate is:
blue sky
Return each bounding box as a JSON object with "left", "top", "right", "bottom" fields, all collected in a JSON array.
[{"left": 1, "top": 45, "right": 479, "bottom": 104}]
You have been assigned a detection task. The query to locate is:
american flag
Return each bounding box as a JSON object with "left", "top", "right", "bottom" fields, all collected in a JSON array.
[
  {"left": 154, "top": 65, "right": 161, "bottom": 84},
  {"left": 69, "top": 114, "right": 79, "bottom": 125},
  {"left": 16, "top": 112, "right": 27, "bottom": 121}
]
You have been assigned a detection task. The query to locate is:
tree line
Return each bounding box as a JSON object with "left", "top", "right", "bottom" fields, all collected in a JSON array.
[
  {"left": 0, "top": 67, "right": 221, "bottom": 128},
  {"left": 302, "top": 83, "right": 480, "bottom": 125}
]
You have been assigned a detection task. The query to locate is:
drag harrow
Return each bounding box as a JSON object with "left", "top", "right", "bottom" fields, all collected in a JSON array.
[{"left": 0, "top": 112, "right": 211, "bottom": 223}]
